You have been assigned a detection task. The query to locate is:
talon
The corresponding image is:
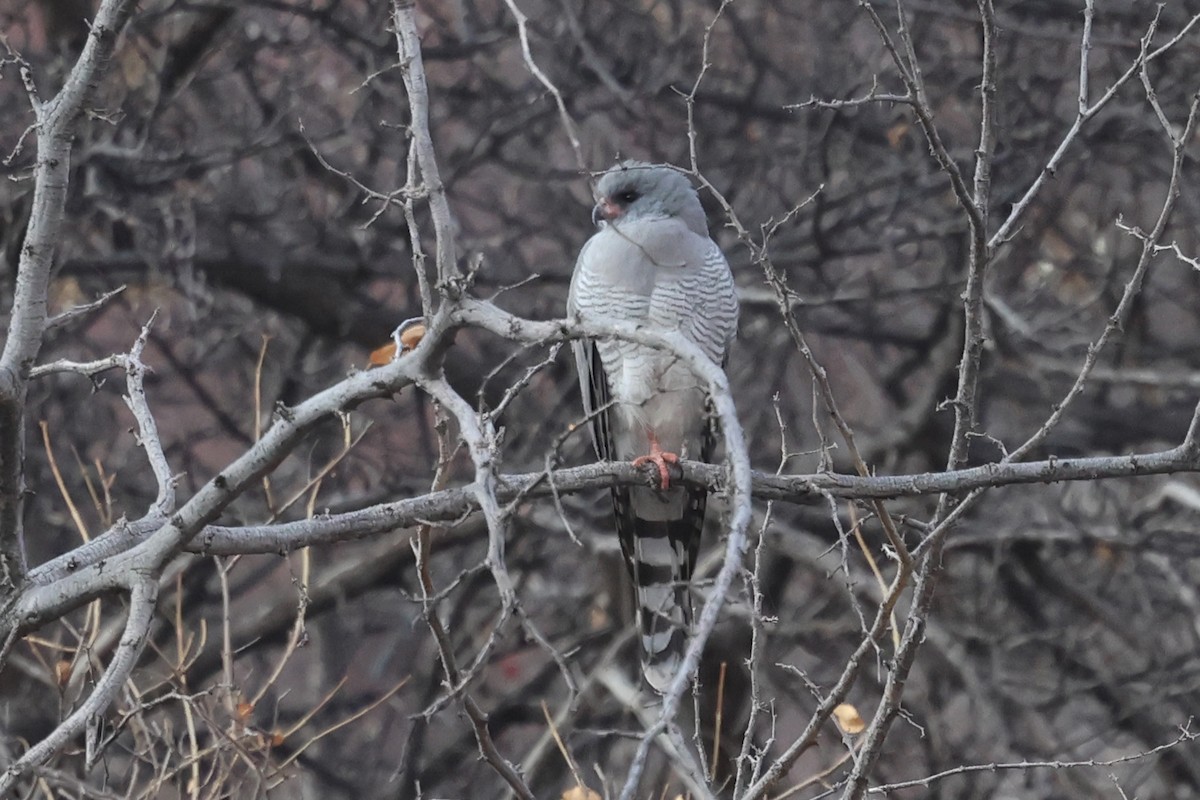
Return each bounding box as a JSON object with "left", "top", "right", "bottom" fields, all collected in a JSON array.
[{"left": 632, "top": 442, "right": 680, "bottom": 490}]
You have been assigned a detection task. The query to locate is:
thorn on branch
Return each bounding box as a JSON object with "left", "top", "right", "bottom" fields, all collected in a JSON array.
[{"left": 274, "top": 401, "right": 296, "bottom": 423}]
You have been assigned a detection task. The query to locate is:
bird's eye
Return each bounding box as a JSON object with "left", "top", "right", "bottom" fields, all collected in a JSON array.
[{"left": 616, "top": 190, "right": 638, "bottom": 204}]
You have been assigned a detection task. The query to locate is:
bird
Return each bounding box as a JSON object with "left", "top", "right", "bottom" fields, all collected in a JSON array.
[{"left": 568, "top": 161, "right": 739, "bottom": 692}]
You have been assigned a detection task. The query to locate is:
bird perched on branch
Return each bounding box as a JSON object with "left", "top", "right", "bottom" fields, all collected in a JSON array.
[{"left": 568, "top": 161, "right": 739, "bottom": 692}]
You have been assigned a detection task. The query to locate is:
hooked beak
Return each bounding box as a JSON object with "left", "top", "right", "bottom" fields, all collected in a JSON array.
[{"left": 592, "top": 198, "right": 621, "bottom": 227}]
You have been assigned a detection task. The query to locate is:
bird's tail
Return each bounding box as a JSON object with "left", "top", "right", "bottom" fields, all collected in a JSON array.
[{"left": 613, "top": 487, "right": 706, "bottom": 693}]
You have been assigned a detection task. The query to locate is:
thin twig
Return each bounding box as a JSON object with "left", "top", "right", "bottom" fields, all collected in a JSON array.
[
  {"left": 867, "top": 724, "right": 1198, "bottom": 793},
  {"left": 499, "top": 0, "right": 588, "bottom": 176}
]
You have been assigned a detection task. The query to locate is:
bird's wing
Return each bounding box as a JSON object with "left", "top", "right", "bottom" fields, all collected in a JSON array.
[
  {"left": 567, "top": 236, "right": 617, "bottom": 464},
  {"left": 571, "top": 338, "right": 615, "bottom": 462}
]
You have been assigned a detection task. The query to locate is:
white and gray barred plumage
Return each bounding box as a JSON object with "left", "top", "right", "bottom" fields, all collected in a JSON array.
[{"left": 567, "top": 161, "right": 739, "bottom": 692}]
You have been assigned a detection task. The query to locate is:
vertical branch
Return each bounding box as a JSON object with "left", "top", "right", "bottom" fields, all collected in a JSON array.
[
  {"left": 390, "top": 4, "right": 534, "bottom": 792},
  {"left": 392, "top": 0, "right": 459, "bottom": 290},
  {"left": 835, "top": 2, "right": 999, "bottom": 797},
  {"left": 1077, "top": 0, "right": 1094, "bottom": 113},
  {"left": 403, "top": 140, "right": 435, "bottom": 316},
  {"left": 418, "top": 377, "right": 537, "bottom": 798},
  {"left": 423, "top": 373, "right": 576, "bottom": 702},
  {"left": 733, "top": 398, "right": 788, "bottom": 795},
  {"left": 122, "top": 314, "right": 176, "bottom": 517},
  {"left": 0, "top": 0, "right": 137, "bottom": 595},
  {"left": 839, "top": 6, "right": 1199, "bottom": 798},
  {"left": 939, "top": 0, "right": 997, "bottom": 480},
  {"left": 615, "top": 341, "right": 753, "bottom": 800},
  {"left": 921, "top": 0, "right": 998, "bottom": 494},
  {"left": 855, "top": 0, "right": 984, "bottom": 232},
  {"left": 740, "top": 572, "right": 911, "bottom": 800}
]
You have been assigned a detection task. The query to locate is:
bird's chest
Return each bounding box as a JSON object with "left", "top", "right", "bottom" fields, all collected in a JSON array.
[
  {"left": 576, "top": 268, "right": 693, "bottom": 328},
  {"left": 593, "top": 327, "right": 697, "bottom": 416},
  {"left": 582, "top": 257, "right": 695, "bottom": 390}
]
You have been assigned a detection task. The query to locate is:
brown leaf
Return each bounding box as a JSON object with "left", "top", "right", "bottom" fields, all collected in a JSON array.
[
  {"left": 55, "top": 660, "right": 72, "bottom": 687},
  {"left": 399, "top": 321, "right": 427, "bottom": 351},
  {"left": 833, "top": 702, "right": 865, "bottom": 734},
  {"left": 367, "top": 321, "right": 427, "bottom": 368},
  {"left": 368, "top": 342, "right": 398, "bottom": 367},
  {"left": 1094, "top": 541, "right": 1117, "bottom": 564}
]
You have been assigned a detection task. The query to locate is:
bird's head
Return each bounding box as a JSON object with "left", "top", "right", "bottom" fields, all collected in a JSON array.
[{"left": 592, "top": 161, "right": 708, "bottom": 235}]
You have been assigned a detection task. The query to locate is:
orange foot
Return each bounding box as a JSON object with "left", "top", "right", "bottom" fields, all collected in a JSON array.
[{"left": 632, "top": 440, "right": 680, "bottom": 490}]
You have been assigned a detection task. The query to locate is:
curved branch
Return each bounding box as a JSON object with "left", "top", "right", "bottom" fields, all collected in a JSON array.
[{"left": 0, "top": 578, "right": 157, "bottom": 794}]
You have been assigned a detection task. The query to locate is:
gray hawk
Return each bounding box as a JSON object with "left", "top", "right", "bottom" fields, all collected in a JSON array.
[{"left": 568, "top": 161, "right": 739, "bottom": 692}]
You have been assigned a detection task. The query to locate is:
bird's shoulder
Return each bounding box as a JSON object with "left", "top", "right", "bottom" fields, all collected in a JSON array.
[{"left": 576, "top": 216, "right": 723, "bottom": 277}]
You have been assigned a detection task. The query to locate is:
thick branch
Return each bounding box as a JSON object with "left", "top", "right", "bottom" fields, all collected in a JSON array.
[
  {"left": 15, "top": 297, "right": 1200, "bottom": 650},
  {"left": 180, "top": 446, "right": 1200, "bottom": 553},
  {"left": 0, "top": 0, "right": 137, "bottom": 595},
  {"left": 0, "top": 578, "right": 157, "bottom": 793}
]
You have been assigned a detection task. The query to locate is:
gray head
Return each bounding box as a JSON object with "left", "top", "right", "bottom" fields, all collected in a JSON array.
[{"left": 593, "top": 161, "right": 708, "bottom": 236}]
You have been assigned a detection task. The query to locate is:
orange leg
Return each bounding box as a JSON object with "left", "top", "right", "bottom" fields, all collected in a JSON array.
[{"left": 632, "top": 434, "right": 680, "bottom": 490}]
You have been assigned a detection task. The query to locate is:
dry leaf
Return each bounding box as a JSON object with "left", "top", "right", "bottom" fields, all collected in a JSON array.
[
  {"left": 399, "top": 321, "right": 426, "bottom": 351},
  {"left": 236, "top": 700, "right": 255, "bottom": 722},
  {"left": 833, "top": 702, "right": 865, "bottom": 734},
  {"left": 368, "top": 342, "right": 398, "bottom": 367},
  {"left": 367, "top": 321, "right": 428, "bottom": 368},
  {"left": 55, "top": 660, "right": 72, "bottom": 687},
  {"left": 561, "top": 786, "right": 601, "bottom": 800}
]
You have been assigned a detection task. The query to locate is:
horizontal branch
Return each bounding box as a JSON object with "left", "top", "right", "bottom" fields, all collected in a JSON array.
[
  {"left": 197, "top": 444, "right": 1199, "bottom": 554},
  {"left": 25, "top": 441, "right": 1198, "bottom": 571},
  {"left": 13, "top": 297, "right": 1200, "bottom": 682}
]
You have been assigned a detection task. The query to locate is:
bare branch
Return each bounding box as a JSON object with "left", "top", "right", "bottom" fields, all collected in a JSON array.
[
  {"left": 500, "top": 0, "right": 588, "bottom": 176},
  {"left": 0, "top": 578, "right": 157, "bottom": 793},
  {"left": 867, "top": 724, "right": 1199, "bottom": 794},
  {"left": 392, "top": 0, "right": 459, "bottom": 289},
  {"left": 122, "top": 314, "right": 175, "bottom": 516},
  {"left": 1007, "top": 86, "right": 1200, "bottom": 464},
  {"left": 44, "top": 286, "right": 126, "bottom": 333},
  {"left": 990, "top": 8, "right": 1200, "bottom": 247},
  {"left": 0, "top": 0, "right": 138, "bottom": 595}
]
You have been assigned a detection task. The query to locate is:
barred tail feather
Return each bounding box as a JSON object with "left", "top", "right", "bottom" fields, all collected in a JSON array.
[{"left": 614, "top": 486, "right": 706, "bottom": 693}]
